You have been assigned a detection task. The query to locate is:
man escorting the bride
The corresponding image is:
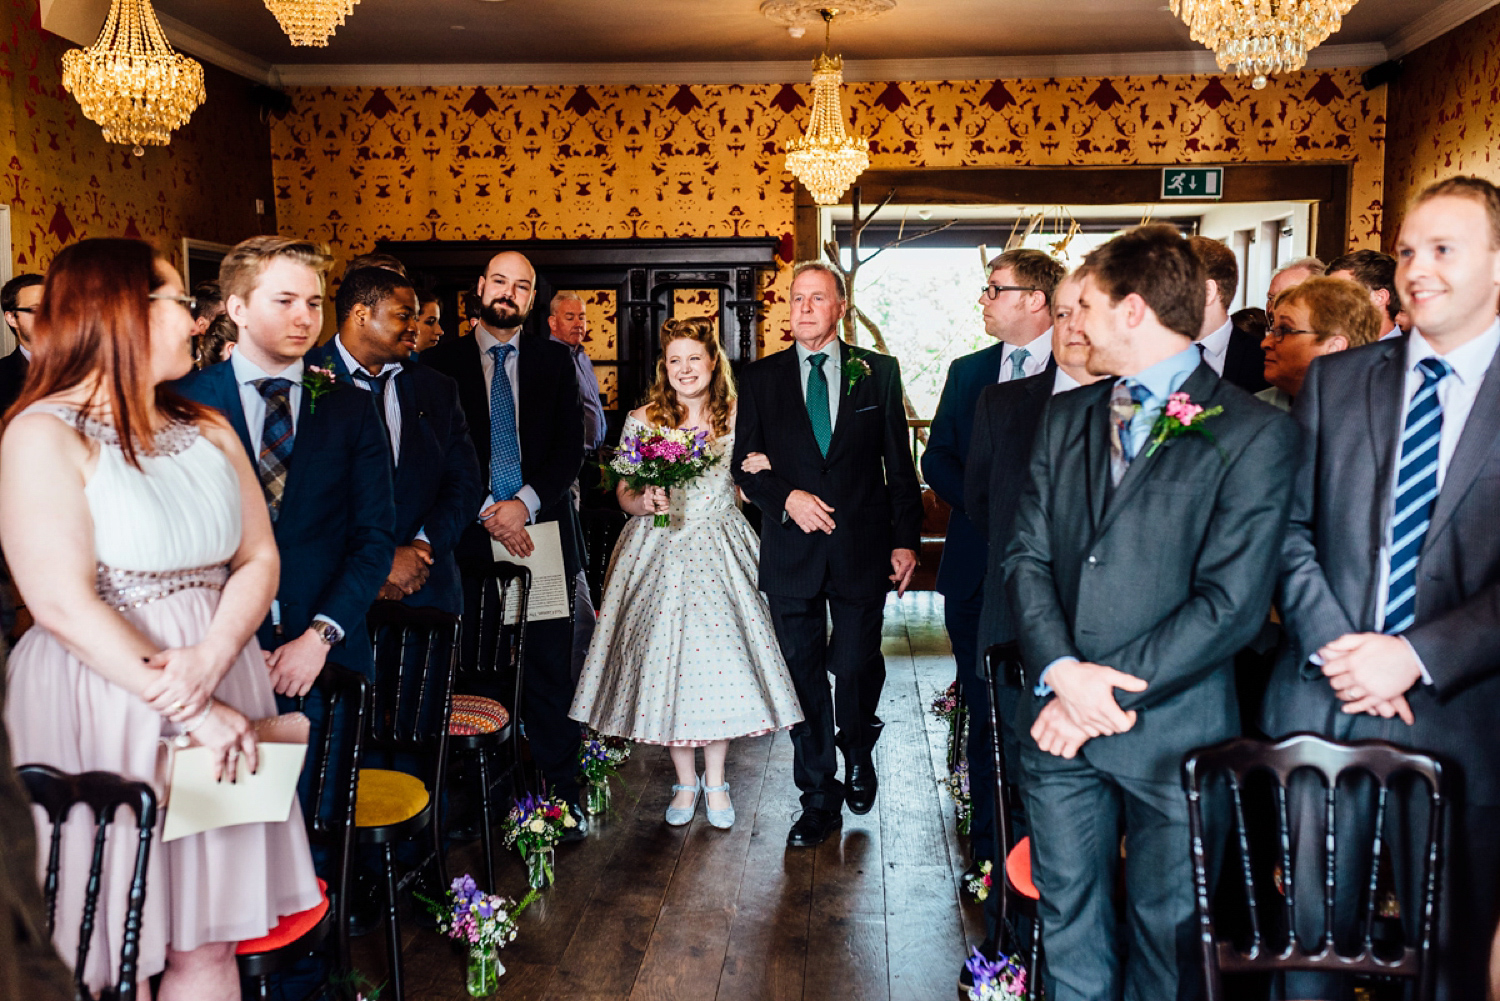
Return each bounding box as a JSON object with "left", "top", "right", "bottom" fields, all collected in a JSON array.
[{"left": 732, "top": 262, "right": 923, "bottom": 848}]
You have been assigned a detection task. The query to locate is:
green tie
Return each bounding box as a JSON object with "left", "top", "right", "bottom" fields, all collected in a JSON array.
[{"left": 806, "top": 352, "right": 832, "bottom": 456}]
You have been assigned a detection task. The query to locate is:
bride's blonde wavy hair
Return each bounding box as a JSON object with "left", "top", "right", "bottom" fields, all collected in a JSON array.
[{"left": 643, "top": 316, "right": 736, "bottom": 438}]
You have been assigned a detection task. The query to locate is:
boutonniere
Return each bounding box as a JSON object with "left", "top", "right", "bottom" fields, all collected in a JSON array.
[
  {"left": 1144, "top": 392, "right": 1224, "bottom": 457},
  {"left": 303, "top": 365, "right": 337, "bottom": 414},
  {"left": 844, "top": 354, "right": 872, "bottom": 393}
]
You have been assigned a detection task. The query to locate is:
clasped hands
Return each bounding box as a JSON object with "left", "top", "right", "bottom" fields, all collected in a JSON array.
[
  {"left": 482, "top": 498, "right": 534, "bottom": 558},
  {"left": 378, "top": 541, "right": 434, "bottom": 601},
  {"left": 1031, "top": 659, "right": 1148, "bottom": 759},
  {"left": 1316, "top": 632, "right": 1420, "bottom": 725}
]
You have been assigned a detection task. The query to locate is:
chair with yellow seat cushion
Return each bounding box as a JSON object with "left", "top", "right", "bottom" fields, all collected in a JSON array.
[{"left": 360, "top": 602, "right": 459, "bottom": 1001}]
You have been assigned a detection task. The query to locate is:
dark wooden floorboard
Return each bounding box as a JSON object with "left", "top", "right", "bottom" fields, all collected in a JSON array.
[{"left": 348, "top": 593, "right": 975, "bottom": 1000}]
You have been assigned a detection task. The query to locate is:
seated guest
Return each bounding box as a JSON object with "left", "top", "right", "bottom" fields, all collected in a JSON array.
[
  {"left": 309, "top": 266, "right": 481, "bottom": 614},
  {"left": 0, "top": 273, "right": 43, "bottom": 414},
  {"left": 193, "top": 313, "right": 238, "bottom": 369},
  {"left": 1264, "top": 255, "right": 1325, "bottom": 314},
  {"left": 414, "top": 289, "right": 445, "bottom": 354},
  {"left": 1006, "top": 224, "right": 1297, "bottom": 1001},
  {"left": 1325, "top": 248, "right": 1402, "bottom": 341},
  {"left": 1258, "top": 276, "right": 1382, "bottom": 410},
  {"left": 1188, "top": 235, "right": 1269, "bottom": 391},
  {"left": 1, "top": 238, "right": 321, "bottom": 999}
]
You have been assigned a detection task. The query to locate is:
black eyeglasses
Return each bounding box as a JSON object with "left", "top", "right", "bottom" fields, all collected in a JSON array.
[
  {"left": 149, "top": 293, "right": 198, "bottom": 313},
  {"left": 980, "top": 284, "right": 1040, "bottom": 301},
  {"left": 1267, "top": 324, "right": 1315, "bottom": 343}
]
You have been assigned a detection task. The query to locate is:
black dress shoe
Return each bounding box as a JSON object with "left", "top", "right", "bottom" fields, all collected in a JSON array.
[
  {"left": 786, "top": 808, "right": 842, "bottom": 848},
  {"left": 558, "top": 806, "right": 589, "bottom": 844},
  {"left": 845, "top": 760, "right": 878, "bottom": 815}
]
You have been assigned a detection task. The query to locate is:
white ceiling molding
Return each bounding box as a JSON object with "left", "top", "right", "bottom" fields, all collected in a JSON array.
[
  {"left": 157, "top": 12, "right": 274, "bottom": 82},
  {"left": 1385, "top": 0, "right": 1500, "bottom": 59}
]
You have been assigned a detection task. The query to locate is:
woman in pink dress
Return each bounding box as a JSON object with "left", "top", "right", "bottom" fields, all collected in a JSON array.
[{"left": 0, "top": 239, "right": 321, "bottom": 999}]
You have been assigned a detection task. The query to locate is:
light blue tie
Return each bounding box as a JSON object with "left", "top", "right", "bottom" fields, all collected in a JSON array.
[
  {"left": 1383, "top": 357, "right": 1453, "bottom": 634},
  {"left": 487, "top": 343, "right": 523, "bottom": 502},
  {"left": 1008, "top": 347, "right": 1030, "bottom": 381}
]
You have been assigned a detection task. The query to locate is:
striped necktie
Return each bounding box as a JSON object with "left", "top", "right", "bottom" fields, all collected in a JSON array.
[
  {"left": 1383, "top": 356, "right": 1454, "bottom": 634},
  {"left": 487, "top": 343, "right": 524, "bottom": 502},
  {"left": 253, "top": 377, "right": 295, "bottom": 520}
]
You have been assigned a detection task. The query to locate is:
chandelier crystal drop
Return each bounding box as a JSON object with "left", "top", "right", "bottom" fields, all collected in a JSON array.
[
  {"left": 783, "top": 12, "right": 870, "bottom": 206},
  {"left": 1170, "top": 0, "right": 1359, "bottom": 89},
  {"left": 60, "top": 0, "right": 205, "bottom": 156},
  {"left": 263, "top": 0, "right": 363, "bottom": 47}
]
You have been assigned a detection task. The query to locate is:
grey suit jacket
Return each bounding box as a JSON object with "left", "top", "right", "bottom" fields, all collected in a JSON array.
[
  {"left": 1006, "top": 363, "right": 1299, "bottom": 784},
  {"left": 1263, "top": 335, "right": 1500, "bottom": 804}
]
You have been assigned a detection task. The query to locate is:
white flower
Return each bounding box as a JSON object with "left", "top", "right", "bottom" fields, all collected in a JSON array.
[
  {"left": 563, "top": 812, "right": 578, "bottom": 828},
  {"left": 528, "top": 817, "right": 546, "bottom": 833}
]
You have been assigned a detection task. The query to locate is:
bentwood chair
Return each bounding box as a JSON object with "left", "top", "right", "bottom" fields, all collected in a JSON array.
[
  {"left": 236, "top": 663, "right": 369, "bottom": 1000},
  {"left": 360, "top": 603, "right": 460, "bottom": 1001},
  {"left": 981, "top": 643, "right": 1043, "bottom": 1001},
  {"left": 449, "top": 560, "right": 531, "bottom": 892},
  {"left": 19, "top": 764, "right": 157, "bottom": 1001},
  {"left": 1182, "top": 733, "right": 1445, "bottom": 1001}
]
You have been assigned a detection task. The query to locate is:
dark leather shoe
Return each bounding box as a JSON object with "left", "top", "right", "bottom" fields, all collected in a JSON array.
[
  {"left": 558, "top": 806, "right": 588, "bottom": 844},
  {"left": 845, "top": 760, "right": 878, "bottom": 815},
  {"left": 786, "top": 808, "right": 842, "bottom": 848}
]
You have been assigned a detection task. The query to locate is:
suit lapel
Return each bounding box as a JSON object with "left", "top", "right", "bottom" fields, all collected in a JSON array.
[
  {"left": 1365, "top": 341, "right": 1405, "bottom": 552},
  {"left": 777, "top": 345, "right": 823, "bottom": 459},
  {"left": 457, "top": 336, "right": 491, "bottom": 466},
  {"left": 210, "top": 361, "right": 255, "bottom": 459},
  {"left": 1427, "top": 344, "right": 1500, "bottom": 544},
  {"left": 394, "top": 365, "right": 420, "bottom": 476},
  {"left": 1082, "top": 390, "right": 1111, "bottom": 531},
  {"left": 279, "top": 377, "right": 319, "bottom": 510},
  {"left": 825, "top": 341, "right": 859, "bottom": 458}
]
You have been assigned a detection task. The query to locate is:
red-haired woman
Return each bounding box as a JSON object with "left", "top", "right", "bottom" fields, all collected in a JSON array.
[{"left": 0, "top": 239, "right": 320, "bottom": 999}]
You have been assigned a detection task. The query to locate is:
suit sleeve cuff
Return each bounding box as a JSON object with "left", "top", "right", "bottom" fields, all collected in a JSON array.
[
  {"left": 1399, "top": 636, "right": 1435, "bottom": 687},
  {"left": 311, "top": 615, "right": 345, "bottom": 644},
  {"left": 1035, "top": 656, "right": 1076, "bottom": 698},
  {"left": 515, "top": 486, "right": 542, "bottom": 523}
]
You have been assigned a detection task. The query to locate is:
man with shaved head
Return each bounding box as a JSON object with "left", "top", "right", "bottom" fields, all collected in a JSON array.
[{"left": 424, "top": 250, "right": 589, "bottom": 833}]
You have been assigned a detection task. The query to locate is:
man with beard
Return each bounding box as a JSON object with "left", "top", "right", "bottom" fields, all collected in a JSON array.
[{"left": 423, "top": 251, "right": 589, "bottom": 832}]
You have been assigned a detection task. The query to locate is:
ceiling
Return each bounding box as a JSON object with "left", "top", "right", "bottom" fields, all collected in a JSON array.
[{"left": 49, "top": 0, "right": 1500, "bottom": 84}]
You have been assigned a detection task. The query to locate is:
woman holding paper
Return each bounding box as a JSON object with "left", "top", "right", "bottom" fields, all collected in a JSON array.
[{"left": 0, "top": 239, "right": 321, "bottom": 999}]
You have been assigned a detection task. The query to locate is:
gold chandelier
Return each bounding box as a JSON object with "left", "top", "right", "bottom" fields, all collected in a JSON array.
[
  {"left": 60, "top": 0, "right": 205, "bottom": 156},
  {"left": 1170, "top": 0, "right": 1360, "bottom": 89},
  {"left": 264, "top": 0, "right": 363, "bottom": 47},
  {"left": 783, "top": 9, "right": 870, "bottom": 206}
]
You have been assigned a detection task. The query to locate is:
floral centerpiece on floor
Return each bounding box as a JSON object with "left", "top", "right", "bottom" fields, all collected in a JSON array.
[
  {"left": 502, "top": 794, "right": 576, "bottom": 889},
  {"left": 422, "top": 873, "right": 537, "bottom": 998},
  {"left": 941, "top": 757, "right": 973, "bottom": 835},
  {"left": 602, "top": 425, "right": 720, "bottom": 527},
  {"left": 965, "top": 947, "right": 1028, "bottom": 1001},
  {"left": 578, "top": 728, "right": 632, "bottom": 817},
  {"left": 930, "top": 680, "right": 967, "bottom": 771},
  {"left": 964, "top": 859, "right": 993, "bottom": 903}
]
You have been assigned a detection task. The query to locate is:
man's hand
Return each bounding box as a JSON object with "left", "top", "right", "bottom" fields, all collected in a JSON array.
[
  {"left": 1030, "top": 699, "right": 1092, "bottom": 758},
  {"left": 1318, "top": 632, "right": 1421, "bottom": 724},
  {"left": 266, "top": 628, "right": 331, "bottom": 698},
  {"left": 377, "top": 582, "right": 405, "bottom": 601},
  {"left": 889, "top": 548, "right": 918, "bottom": 597},
  {"left": 387, "top": 543, "right": 434, "bottom": 596},
  {"left": 784, "top": 490, "right": 836, "bottom": 534},
  {"left": 1046, "top": 659, "right": 1147, "bottom": 737},
  {"left": 481, "top": 499, "right": 534, "bottom": 557}
]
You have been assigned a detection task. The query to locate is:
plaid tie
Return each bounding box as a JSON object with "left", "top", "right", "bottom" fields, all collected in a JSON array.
[
  {"left": 487, "top": 343, "right": 523, "bottom": 501},
  {"left": 806, "top": 352, "right": 832, "bottom": 457},
  {"left": 1008, "top": 346, "right": 1030, "bottom": 381},
  {"left": 1108, "top": 380, "right": 1150, "bottom": 486},
  {"left": 1383, "top": 357, "right": 1454, "bottom": 634},
  {"left": 254, "top": 377, "right": 295, "bottom": 520}
]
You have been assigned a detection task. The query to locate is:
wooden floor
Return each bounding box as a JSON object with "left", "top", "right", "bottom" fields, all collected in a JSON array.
[{"left": 355, "top": 591, "right": 981, "bottom": 1000}]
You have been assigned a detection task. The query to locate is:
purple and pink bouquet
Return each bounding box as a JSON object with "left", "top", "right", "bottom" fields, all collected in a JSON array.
[
  {"left": 502, "top": 793, "right": 577, "bottom": 888},
  {"left": 965, "top": 948, "right": 1028, "bottom": 1001},
  {"left": 603, "top": 426, "right": 720, "bottom": 527},
  {"left": 930, "top": 680, "right": 968, "bottom": 773},
  {"left": 419, "top": 873, "right": 536, "bottom": 995},
  {"left": 579, "top": 728, "right": 632, "bottom": 816},
  {"left": 942, "top": 758, "right": 973, "bottom": 836}
]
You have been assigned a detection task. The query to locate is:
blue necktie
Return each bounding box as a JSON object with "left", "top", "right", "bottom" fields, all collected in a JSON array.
[
  {"left": 487, "top": 343, "right": 523, "bottom": 502},
  {"left": 1008, "top": 347, "right": 1030, "bottom": 381},
  {"left": 253, "top": 377, "right": 295, "bottom": 521},
  {"left": 1108, "top": 380, "right": 1151, "bottom": 485},
  {"left": 1383, "top": 357, "right": 1453, "bottom": 634}
]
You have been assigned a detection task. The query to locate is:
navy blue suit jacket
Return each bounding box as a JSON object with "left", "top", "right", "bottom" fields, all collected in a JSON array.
[
  {"left": 306, "top": 343, "right": 483, "bottom": 616},
  {"left": 175, "top": 360, "right": 397, "bottom": 675},
  {"left": 922, "top": 343, "right": 1008, "bottom": 601}
]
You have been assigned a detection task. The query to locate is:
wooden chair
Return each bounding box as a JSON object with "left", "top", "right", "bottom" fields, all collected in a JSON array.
[
  {"left": 19, "top": 764, "right": 157, "bottom": 1001},
  {"left": 981, "top": 643, "right": 1042, "bottom": 1001},
  {"left": 1182, "top": 733, "right": 1445, "bottom": 1001},
  {"left": 236, "top": 663, "right": 369, "bottom": 999},
  {"left": 450, "top": 560, "right": 530, "bottom": 892},
  {"left": 360, "top": 602, "right": 460, "bottom": 1001}
]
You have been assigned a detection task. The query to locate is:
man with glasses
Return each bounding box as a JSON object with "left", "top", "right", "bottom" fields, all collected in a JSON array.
[
  {"left": 0, "top": 274, "right": 43, "bottom": 414},
  {"left": 926, "top": 247, "right": 1062, "bottom": 893}
]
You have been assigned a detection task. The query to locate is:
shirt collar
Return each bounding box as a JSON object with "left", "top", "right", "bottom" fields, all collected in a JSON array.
[
  {"left": 1197, "top": 319, "right": 1233, "bottom": 360},
  {"left": 794, "top": 338, "right": 841, "bottom": 367},
  {"left": 1003, "top": 331, "right": 1052, "bottom": 368},
  {"left": 1407, "top": 319, "right": 1500, "bottom": 386},
  {"left": 1122, "top": 342, "right": 1201, "bottom": 403},
  {"left": 476, "top": 325, "right": 521, "bottom": 357},
  {"left": 1052, "top": 365, "right": 1081, "bottom": 394},
  {"left": 231, "top": 348, "right": 303, "bottom": 387},
  {"left": 17, "top": 343, "right": 30, "bottom": 363},
  {"left": 333, "top": 335, "right": 402, "bottom": 381},
  {"left": 550, "top": 334, "right": 584, "bottom": 356}
]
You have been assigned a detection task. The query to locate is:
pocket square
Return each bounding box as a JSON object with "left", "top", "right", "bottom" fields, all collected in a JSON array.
[{"left": 854, "top": 405, "right": 878, "bottom": 413}]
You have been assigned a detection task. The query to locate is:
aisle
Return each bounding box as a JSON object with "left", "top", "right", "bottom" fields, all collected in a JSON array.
[{"left": 361, "top": 591, "right": 979, "bottom": 1000}]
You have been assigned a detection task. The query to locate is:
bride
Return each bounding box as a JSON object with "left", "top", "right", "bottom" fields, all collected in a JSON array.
[{"left": 569, "top": 317, "right": 802, "bottom": 829}]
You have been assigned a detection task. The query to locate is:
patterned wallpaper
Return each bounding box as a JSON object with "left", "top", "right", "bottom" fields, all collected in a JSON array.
[
  {"left": 1, "top": 0, "right": 274, "bottom": 275},
  {"left": 270, "top": 70, "right": 1386, "bottom": 348},
  {"left": 1383, "top": 3, "right": 1500, "bottom": 244}
]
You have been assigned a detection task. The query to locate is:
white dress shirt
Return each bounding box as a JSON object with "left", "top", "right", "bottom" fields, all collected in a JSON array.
[
  {"left": 1196, "top": 319, "right": 1234, "bottom": 376},
  {"left": 18, "top": 343, "right": 30, "bottom": 362},
  {"left": 475, "top": 325, "right": 541, "bottom": 522},
  {"left": 334, "top": 336, "right": 404, "bottom": 466},
  {"left": 795, "top": 338, "right": 843, "bottom": 427},
  {"left": 231, "top": 350, "right": 303, "bottom": 443},
  {"left": 1051, "top": 365, "right": 1081, "bottom": 395},
  {"left": 1000, "top": 331, "right": 1053, "bottom": 381}
]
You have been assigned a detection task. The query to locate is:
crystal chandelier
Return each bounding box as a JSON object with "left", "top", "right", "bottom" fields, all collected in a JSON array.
[
  {"left": 783, "top": 9, "right": 870, "bottom": 206},
  {"left": 60, "top": 0, "right": 205, "bottom": 156},
  {"left": 264, "top": 0, "right": 363, "bottom": 47},
  {"left": 1170, "top": 0, "right": 1360, "bottom": 89}
]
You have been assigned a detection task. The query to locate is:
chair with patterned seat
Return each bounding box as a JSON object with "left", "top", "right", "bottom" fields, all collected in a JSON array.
[{"left": 451, "top": 559, "right": 530, "bottom": 892}]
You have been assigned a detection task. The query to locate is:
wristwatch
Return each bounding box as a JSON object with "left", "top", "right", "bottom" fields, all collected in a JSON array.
[{"left": 313, "top": 620, "right": 342, "bottom": 646}]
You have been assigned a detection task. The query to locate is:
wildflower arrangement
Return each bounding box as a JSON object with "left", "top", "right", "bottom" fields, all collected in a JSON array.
[
  {"left": 942, "top": 758, "right": 973, "bottom": 835},
  {"left": 303, "top": 365, "right": 337, "bottom": 414},
  {"left": 965, "top": 948, "right": 1028, "bottom": 1001},
  {"left": 1144, "top": 391, "right": 1223, "bottom": 457},
  {"left": 930, "top": 680, "right": 967, "bottom": 771},
  {"left": 501, "top": 794, "right": 577, "bottom": 888},
  {"left": 579, "top": 728, "right": 632, "bottom": 816},
  {"left": 602, "top": 425, "right": 720, "bottom": 526},
  {"left": 964, "top": 859, "right": 993, "bottom": 903},
  {"left": 428, "top": 873, "right": 535, "bottom": 951}
]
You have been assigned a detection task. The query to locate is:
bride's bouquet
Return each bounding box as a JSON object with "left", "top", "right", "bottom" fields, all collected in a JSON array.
[{"left": 603, "top": 426, "right": 720, "bottom": 527}]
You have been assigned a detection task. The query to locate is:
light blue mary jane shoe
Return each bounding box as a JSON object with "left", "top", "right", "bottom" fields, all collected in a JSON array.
[
  {"left": 704, "top": 780, "right": 735, "bottom": 829},
  {"left": 665, "top": 776, "right": 701, "bottom": 826}
]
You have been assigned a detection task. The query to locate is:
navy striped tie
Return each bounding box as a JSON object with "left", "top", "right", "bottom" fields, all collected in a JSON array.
[{"left": 1383, "top": 357, "right": 1454, "bottom": 634}]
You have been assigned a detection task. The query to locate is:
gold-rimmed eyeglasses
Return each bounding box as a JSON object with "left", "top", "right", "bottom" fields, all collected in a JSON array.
[{"left": 150, "top": 293, "right": 198, "bottom": 314}]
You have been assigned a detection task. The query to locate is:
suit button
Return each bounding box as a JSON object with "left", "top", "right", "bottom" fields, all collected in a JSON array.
[{"left": 1087, "top": 556, "right": 1098, "bottom": 566}]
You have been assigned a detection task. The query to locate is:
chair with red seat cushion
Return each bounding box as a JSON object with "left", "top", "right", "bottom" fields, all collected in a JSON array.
[{"left": 1005, "top": 837, "right": 1039, "bottom": 900}]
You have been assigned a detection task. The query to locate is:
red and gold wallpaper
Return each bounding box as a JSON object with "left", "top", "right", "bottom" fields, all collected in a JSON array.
[
  {"left": 1, "top": 0, "right": 274, "bottom": 275},
  {"left": 270, "top": 69, "right": 1386, "bottom": 348},
  {"left": 1383, "top": 4, "right": 1500, "bottom": 243}
]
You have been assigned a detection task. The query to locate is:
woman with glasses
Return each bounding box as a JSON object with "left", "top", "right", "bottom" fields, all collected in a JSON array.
[
  {"left": 1258, "top": 275, "right": 1383, "bottom": 410},
  {"left": 0, "top": 239, "right": 320, "bottom": 1000}
]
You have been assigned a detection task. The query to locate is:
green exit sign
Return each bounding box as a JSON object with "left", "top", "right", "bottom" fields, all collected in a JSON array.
[{"left": 1161, "top": 167, "right": 1224, "bottom": 200}]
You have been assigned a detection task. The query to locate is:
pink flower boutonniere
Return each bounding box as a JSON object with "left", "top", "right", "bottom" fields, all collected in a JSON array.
[
  {"left": 303, "top": 365, "right": 337, "bottom": 414},
  {"left": 1144, "top": 392, "right": 1223, "bottom": 457}
]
